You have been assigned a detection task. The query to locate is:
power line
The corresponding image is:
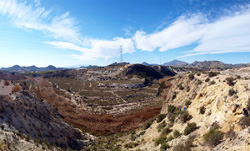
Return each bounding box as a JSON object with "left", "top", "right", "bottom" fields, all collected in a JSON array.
[{"left": 120, "top": 45, "right": 123, "bottom": 63}]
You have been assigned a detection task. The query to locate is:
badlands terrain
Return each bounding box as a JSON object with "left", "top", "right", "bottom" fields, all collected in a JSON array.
[{"left": 0, "top": 63, "right": 250, "bottom": 151}]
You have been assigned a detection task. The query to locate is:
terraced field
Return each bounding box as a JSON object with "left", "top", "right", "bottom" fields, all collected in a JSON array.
[
  {"left": 45, "top": 64, "right": 175, "bottom": 114},
  {"left": 47, "top": 77, "right": 161, "bottom": 114}
]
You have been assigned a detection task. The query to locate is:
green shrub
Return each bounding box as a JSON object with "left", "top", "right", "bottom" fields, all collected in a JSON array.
[
  {"left": 188, "top": 74, "right": 194, "bottom": 80},
  {"left": 208, "top": 72, "right": 219, "bottom": 77},
  {"left": 16, "top": 132, "right": 25, "bottom": 139},
  {"left": 173, "top": 130, "right": 181, "bottom": 138},
  {"left": 179, "top": 111, "right": 192, "bottom": 123},
  {"left": 25, "top": 135, "right": 31, "bottom": 141},
  {"left": 167, "top": 135, "right": 174, "bottom": 141},
  {"left": 197, "top": 72, "right": 201, "bottom": 76},
  {"left": 143, "top": 118, "right": 155, "bottom": 130},
  {"left": 173, "top": 136, "right": 194, "bottom": 151},
  {"left": 226, "top": 77, "right": 235, "bottom": 86},
  {"left": 157, "top": 121, "right": 166, "bottom": 132},
  {"left": 131, "top": 134, "right": 136, "bottom": 141},
  {"left": 161, "top": 126, "right": 172, "bottom": 137},
  {"left": 124, "top": 142, "right": 139, "bottom": 148},
  {"left": 197, "top": 80, "right": 202, "bottom": 85},
  {"left": 161, "top": 142, "right": 170, "bottom": 151},
  {"left": 157, "top": 114, "right": 167, "bottom": 123},
  {"left": 210, "top": 80, "right": 216, "bottom": 85},
  {"left": 177, "top": 83, "right": 184, "bottom": 90},
  {"left": 168, "top": 105, "right": 176, "bottom": 113},
  {"left": 200, "top": 106, "right": 206, "bottom": 114},
  {"left": 138, "top": 131, "right": 146, "bottom": 137},
  {"left": 186, "top": 86, "right": 190, "bottom": 92},
  {"left": 159, "top": 81, "right": 166, "bottom": 92},
  {"left": 172, "top": 92, "right": 177, "bottom": 100},
  {"left": 228, "top": 89, "right": 237, "bottom": 96},
  {"left": 205, "top": 78, "right": 210, "bottom": 82},
  {"left": 155, "top": 135, "right": 166, "bottom": 146},
  {"left": 185, "top": 100, "right": 191, "bottom": 107},
  {"left": 184, "top": 123, "right": 197, "bottom": 135},
  {"left": 203, "top": 127, "right": 223, "bottom": 147}
]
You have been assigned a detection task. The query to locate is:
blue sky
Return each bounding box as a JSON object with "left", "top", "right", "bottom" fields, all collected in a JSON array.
[{"left": 0, "top": 0, "right": 250, "bottom": 67}]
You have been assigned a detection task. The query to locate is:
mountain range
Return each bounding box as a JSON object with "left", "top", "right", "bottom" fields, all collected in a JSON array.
[
  {"left": 0, "top": 65, "right": 64, "bottom": 72},
  {"left": 142, "top": 60, "right": 249, "bottom": 69}
]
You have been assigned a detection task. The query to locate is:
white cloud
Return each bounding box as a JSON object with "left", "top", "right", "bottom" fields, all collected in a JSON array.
[
  {"left": 133, "top": 14, "right": 208, "bottom": 52},
  {"left": 0, "top": 0, "right": 81, "bottom": 43},
  {"left": 133, "top": 6, "right": 250, "bottom": 57},
  {"left": 45, "top": 37, "right": 135, "bottom": 61},
  {"left": 186, "top": 8, "right": 250, "bottom": 56},
  {"left": 0, "top": 0, "right": 134, "bottom": 61}
]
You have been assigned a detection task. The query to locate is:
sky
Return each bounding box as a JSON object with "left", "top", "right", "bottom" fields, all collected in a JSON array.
[{"left": 0, "top": 0, "right": 250, "bottom": 67}]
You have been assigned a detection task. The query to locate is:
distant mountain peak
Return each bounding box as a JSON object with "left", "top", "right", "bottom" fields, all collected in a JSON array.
[{"left": 163, "top": 60, "right": 188, "bottom": 66}]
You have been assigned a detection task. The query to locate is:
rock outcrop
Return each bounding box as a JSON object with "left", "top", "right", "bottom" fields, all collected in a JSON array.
[{"left": 118, "top": 69, "right": 250, "bottom": 151}]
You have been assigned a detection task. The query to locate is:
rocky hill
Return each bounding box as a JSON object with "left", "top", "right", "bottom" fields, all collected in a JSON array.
[
  {"left": 0, "top": 77, "right": 93, "bottom": 150},
  {"left": 164, "top": 60, "right": 249, "bottom": 69},
  {"left": 90, "top": 67, "right": 250, "bottom": 150},
  {"left": 163, "top": 60, "right": 188, "bottom": 67}
]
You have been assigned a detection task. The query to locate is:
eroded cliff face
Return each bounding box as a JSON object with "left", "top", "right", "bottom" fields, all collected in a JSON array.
[{"left": 123, "top": 70, "right": 250, "bottom": 151}]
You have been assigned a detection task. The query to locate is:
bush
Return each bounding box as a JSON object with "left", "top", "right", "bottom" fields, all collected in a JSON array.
[
  {"left": 179, "top": 111, "right": 192, "bottom": 123},
  {"left": 157, "top": 121, "right": 166, "bottom": 132},
  {"left": 188, "top": 74, "right": 194, "bottom": 80},
  {"left": 143, "top": 118, "right": 155, "bottom": 130},
  {"left": 138, "top": 131, "right": 146, "bottom": 137},
  {"left": 226, "top": 77, "right": 235, "bottom": 86},
  {"left": 155, "top": 135, "right": 166, "bottom": 146},
  {"left": 157, "top": 114, "right": 167, "bottom": 123},
  {"left": 25, "top": 135, "right": 31, "bottom": 141},
  {"left": 200, "top": 106, "right": 206, "bottom": 114},
  {"left": 131, "top": 134, "right": 136, "bottom": 141},
  {"left": 173, "top": 136, "right": 194, "bottom": 151},
  {"left": 185, "top": 100, "right": 191, "bottom": 107},
  {"left": 203, "top": 127, "right": 223, "bottom": 147},
  {"left": 161, "top": 142, "right": 170, "bottom": 151},
  {"left": 168, "top": 105, "right": 176, "bottom": 113},
  {"left": 161, "top": 126, "right": 172, "bottom": 136},
  {"left": 197, "top": 80, "right": 202, "bottom": 85},
  {"left": 177, "top": 83, "right": 184, "bottom": 90},
  {"left": 167, "top": 135, "right": 174, "bottom": 141},
  {"left": 208, "top": 72, "right": 219, "bottom": 77},
  {"left": 210, "top": 81, "right": 216, "bottom": 85},
  {"left": 197, "top": 72, "right": 201, "bottom": 76},
  {"left": 184, "top": 123, "right": 197, "bottom": 135},
  {"left": 159, "top": 81, "right": 166, "bottom": 92},
  {"left": 172, "top": 92, "right": 177, "bottom": 100},
  {"left": 186, "top": 86, "right": 190, "bottom": 92},
  {"left": 4, "top": 80, "right": 10, "bottom": 86},
  {"left": 228, "top": 89, "right": 237, "bottom": 96},
  {"left": 173, "top": 130, "right": 181, "bottom": 138},
  {"left": 205, "top": 78, "right": 210, "bottom": 82},
  {"left": 124, "top": 142, "right": 139, "bottom": 148}
]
